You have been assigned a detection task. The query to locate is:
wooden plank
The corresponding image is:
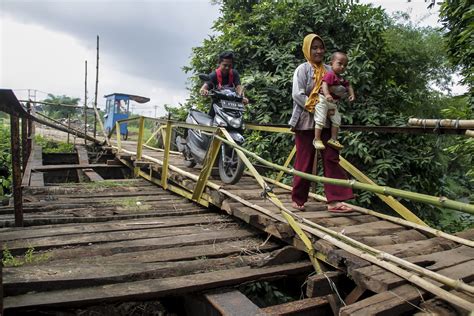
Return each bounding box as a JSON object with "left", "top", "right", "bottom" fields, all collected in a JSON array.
[
  {"left": 5, "top": 252, "right": 278, "bottom": 296},
  {"left": 29, "top": 172, "right": 44, "bottom": 187},
  {"left": 4, "top": 221, "right": 244, "bottom": 253},
  {"left": 351, "top": 246, "right": 474, "bottom": 293},
  {"left": 7, "top": 228, "right": 259, "bottom": 260},
  {"left": 259, "top": 296, "right": 331, "bottom": 315},
  {"left": 0, "top": 209, "right": 212, "bottom": 227},
  {"left": 32, "top": 164, "right": 122, "bottom": 171},
  {"left": 4, "top": 261, "right": 312, "bottom": 311},
  {"left": 205, "top": 290, "right": 262, "bottom": 316},
  {"left": 42, "top": 238, "right": 280, "bottom": 265},
  {"left": 339, "top": 260, "right": 474, "bottom": 316},
  {"left": 328, "top": 221, "right": 406, "bottom": 237},
  {"left": 306, "top": 271, "right": 345, "bottom": 297},
  {"left": 0, "top": 213, "right": 227, "bottom": 241},
  {"left": 10, "top": 115, "right": 23, "bottom": 227},
  {"left": 21, "top": 145, "right": 42, "bottom": 187}
]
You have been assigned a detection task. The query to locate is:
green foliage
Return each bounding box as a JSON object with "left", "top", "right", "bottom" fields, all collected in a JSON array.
[
  {"left": 0, "top": 123, "right": 11, "bottom": 197},
  {"left": 2, "top": 246, "right": 50, "bottom": 267},
  {"left": 182, "top": 0, "right": 468, "bottom": 225},
  {"left": 34, "top": 135, "right": 75, "bottom": 153},
  {"left": 439, "top": 0, "right": 473, "bottom": 105},
  {"left": 239, "top": 281, "right": 295, "bottom": 307},
  {"left": 42, "top": 94, "right": 81, "bottom": 119}
]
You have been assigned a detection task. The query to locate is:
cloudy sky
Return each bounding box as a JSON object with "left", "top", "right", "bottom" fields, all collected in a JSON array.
[{"left": 0, "top": 0, "right": 450, "bottom": 117}]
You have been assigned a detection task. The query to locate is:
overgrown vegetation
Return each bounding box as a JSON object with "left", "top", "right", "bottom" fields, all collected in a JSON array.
[
  {"left": 239, "top": 281, "right": 296, "bottom": 307},
  {"left": 180, "top": 0, "right": 473, "bottom": 231},
  {"left": 2, "top": 246, "right": 50, "bottom": 267},
  {"left": 34, "top": 135, "right": 75, "bottom": 153},
  {"left": 0, "top": 122, "right": 11, "bottom": 197}
]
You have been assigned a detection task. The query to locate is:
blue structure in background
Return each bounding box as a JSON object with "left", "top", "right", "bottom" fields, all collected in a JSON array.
[{"left": 104, "top": 93, "right": 150, "bottom": 140}]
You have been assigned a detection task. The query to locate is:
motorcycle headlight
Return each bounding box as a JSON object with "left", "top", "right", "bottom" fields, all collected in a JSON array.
[{"left": 214, "top": 114, "right": 227, "bottom": 127}]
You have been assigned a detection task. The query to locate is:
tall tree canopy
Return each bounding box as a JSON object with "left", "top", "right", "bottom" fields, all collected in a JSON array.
[
  {"left": 439, "top": 0, "right": 473, "bottom": 106},
  {"left": 181, "top": 0, "right": 470, "bottom": 227},
  {"left": 43, "top": 94, "right": 81, "bottom": 119}
]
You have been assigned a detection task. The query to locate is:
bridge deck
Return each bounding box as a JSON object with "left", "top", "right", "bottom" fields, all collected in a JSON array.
[
  {"left": 114, "top": 140, "right": 474, "bottom": 314},
  {"left": 1, "top": 139, "right": 473, "bottom": 315}
]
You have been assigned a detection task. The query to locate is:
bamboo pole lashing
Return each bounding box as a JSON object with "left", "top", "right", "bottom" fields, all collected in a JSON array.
[
  {"left": 111, "top": 140, "right": 474, "bottom": 301},
  {"left": 213, "top": 135, "right": 474, "bottom": 215},
  {"left": 257, "top": 173, "right": 474, "bottom": 248}
]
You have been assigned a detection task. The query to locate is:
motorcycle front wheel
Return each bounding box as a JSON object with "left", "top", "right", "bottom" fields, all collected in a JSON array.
[{"left": 218, "top": 145, "right": 245, "bottom": 184}]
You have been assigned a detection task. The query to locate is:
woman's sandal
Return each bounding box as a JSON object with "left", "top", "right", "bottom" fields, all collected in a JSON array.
[
  {"left": 292, "top": 202, "right": 305, "bottom": 211},
  {"left": 327, "top": 203, "right": 353, "bottom": 213}
]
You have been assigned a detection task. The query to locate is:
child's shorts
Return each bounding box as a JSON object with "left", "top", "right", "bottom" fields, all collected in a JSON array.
[{"left": 314, "top": 94, "right": 341, "bottom": 129}]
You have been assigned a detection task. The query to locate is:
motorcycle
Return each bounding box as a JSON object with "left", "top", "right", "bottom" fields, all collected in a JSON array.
[{"left": 175, "top": 74, "right": 246, "bottom": 184}]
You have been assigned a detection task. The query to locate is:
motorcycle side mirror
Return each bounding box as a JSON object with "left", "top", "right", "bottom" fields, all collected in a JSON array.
[{"left": 198, "top": 74, "right": 211, "bottom": 82}]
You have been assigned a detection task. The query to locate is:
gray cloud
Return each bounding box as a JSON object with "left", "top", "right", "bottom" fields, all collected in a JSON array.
[{"left": 2, "top": 0, "right": 220, "bottom": 90}]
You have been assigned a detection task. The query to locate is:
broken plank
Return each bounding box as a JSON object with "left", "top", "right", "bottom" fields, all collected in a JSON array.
[
  {"left": 340, "top": 260, "right": 474, "bottom": 316},
  {"left": 0, "top": 213, "right": 227, "bottom": 241},
  {"left": 4, "top": 221, "right": 243, "bottom": 253},
  {"left": 5, "top": 252, "right": 275, "bottom": 296},
  {"left": 351, "top": 246, "right": 474, "bottom": 293},
  {"left": 259, "top": 296, "right": 331, "bottom": 315},
  {"left": 306, "top": 271, "right": 345, "bottom": 297},
  {"left": 205, "top": 290, "right": 262, "bottom": 316},
  {"left": 32, "top": 164, "right": 122, "bottom": 171},
  {"left": 4, "top": 262, "right": 312, "bottom": 311}
]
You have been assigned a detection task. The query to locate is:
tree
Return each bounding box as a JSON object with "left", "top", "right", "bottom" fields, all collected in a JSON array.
[
  {"left": 43, "top": 94, "right": 81, "bottom": 119},
  {"left": 439, "top": 0, "right": 473, "bottom": 106},
  {"left": 183, "top": 0, "right": 466, "bottom": 226}
]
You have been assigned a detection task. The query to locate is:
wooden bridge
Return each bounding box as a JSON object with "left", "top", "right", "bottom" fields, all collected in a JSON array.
[{"left": 1, "top": 89, "right": 474, "bottom": 315}]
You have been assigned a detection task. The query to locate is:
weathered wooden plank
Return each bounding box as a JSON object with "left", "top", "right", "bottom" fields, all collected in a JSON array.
[
  {"left": 259, "top": 296, "right": 331, "bottom": 315},
  {"left": 339, "top": 260, "right": 474, "bottom": 316},
  {"left": 12, "top": 228, "right": 260, "bottom": 260},
  {"left": 375, "top": 237, "right": 459, "bottom": 258},
  {"left": 351, "top": 246, "right": 474, "bottom": 293},
  {"left": 4, "top": 262, "right": 312, "bottom": 311},
  {"left": 43, "top": 238, "right": 280, "bottom": 265},
  {"left": 4, "top": 221, "right": 244, "bottom": 253},
  {"left": 0, "top": 208, "right": 211, "bottom": 227},
  {"left": 5, "top": 252, "right": 276, "bottom": 296},
  {"left": 306, "top": 271, "right": 345, "bottom": 297},
  {"left": 205, "top": 290, "right": 262, "bottom": 316},
  {"left": 328, "top": 221, "right": 406, "bottom": 237},
  {"left": 351, "top": 229, "right": 428, "bottom": 247},
  {"left": 0, "top": 213, "right": 227, "bottom": 241},
  {"left": 32, "top": 164, "right": 122, "bottom": 171}
]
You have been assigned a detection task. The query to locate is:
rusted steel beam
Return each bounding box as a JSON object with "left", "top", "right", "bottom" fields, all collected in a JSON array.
[
  {"left": 21, "top": 116, "right": 28, "bottom": 171},
  {"left": 10, "top": 115, "right": 23, "bottom": 227},
  {"left": 0, "top": 89, "right": 29, "bottom": 118}
]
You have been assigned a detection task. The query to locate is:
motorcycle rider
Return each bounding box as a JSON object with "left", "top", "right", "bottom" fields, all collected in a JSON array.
[{"left": 199, "top": 51, "right": 249, "bottom": 116}]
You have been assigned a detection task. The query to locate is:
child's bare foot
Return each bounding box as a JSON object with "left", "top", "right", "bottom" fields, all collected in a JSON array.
[{"left": 327, "top": 139, "right": 344, "bottom": 150}]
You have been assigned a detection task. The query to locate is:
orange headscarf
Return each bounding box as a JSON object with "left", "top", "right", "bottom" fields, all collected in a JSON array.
[{"left": 303, "top": 34, "right": 327, "bottom": 113}]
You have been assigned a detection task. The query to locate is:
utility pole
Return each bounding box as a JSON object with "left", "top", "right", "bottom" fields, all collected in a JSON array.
[
  {"left": 154, "top": 105, "right": 158, "bottom": 118},
  {"left": 93, "top": 35, "right": 99, "bottom": 138},
  {"left": 84, "top": 60, "right": 88, "bottom": 145}
]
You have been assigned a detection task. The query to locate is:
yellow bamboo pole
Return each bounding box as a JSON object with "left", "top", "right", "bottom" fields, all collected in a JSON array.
[
  {"left": 275, "top": 145, "right": 296, "bottom": 183},
  {"left": 214, "top": 135, "right": 474, "bottom": 215},
  {"left": 134, "top": 116, "right": 145, "bottom": 177},
  {"left": 161, "top": 121, "right": 172, "bottom": 190},
  {"left": 115, "top": 122, "right": 121, "bottom": 152},
  {"left": 339, "top": 156, "right": 426, "bottom": 226},
  {"left": 220, "top": 129, "right": 324, "bottom": 274}
]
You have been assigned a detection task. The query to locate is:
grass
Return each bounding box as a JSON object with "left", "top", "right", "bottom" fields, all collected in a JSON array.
[
  {"left": 35, "top": 135, "right": 75, "bottom": 153},
  {"left": 2, "top": 246, "right": 51, "bottom": 267},
  {"left": 112, "top": 197, "right": 152, "bottom": 211}
]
